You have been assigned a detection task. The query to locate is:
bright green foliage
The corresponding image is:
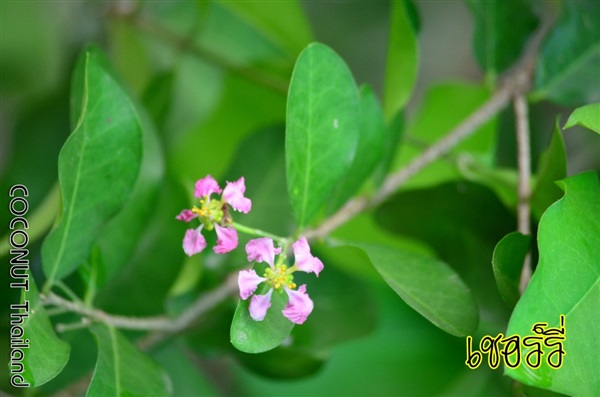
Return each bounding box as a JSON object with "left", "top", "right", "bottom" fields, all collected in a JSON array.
[
  {"left": 533, "top": 1, "right": 600, "bottom": 106},
  {"left": 384, "top": 0, "right": 419, "bottom": 119},
  {"left": 88, "top": 323, "right": 170, "bottom": 397},
  {"left": 564, "top": 102, "right": 600, "bottom": 134},
  {"left": 506, "top": 172, "right": 600, "bottom": 396},
  {"left": 41, "top": 48, "right": 142, "bottom": 285},
  {"left": 20, "top": 275, "right": 70, "bottom": 386},
  {"left": 531, "top": 122, "right": 567, "bottom": 221},
  {"left": 466, "top": 0, "right": 538, "bottom": 81},
  {"left": 231, "top": 283, "right": 294, "bottom": 354},
  {"left": 350, "top": 242, "right": 479, "bottom": 337},
  {"left": 492, "top": 232, "right": 531, "bottom": 308},
  {"left": 286, "top": 43, "right": 360, "bottom": 227}
]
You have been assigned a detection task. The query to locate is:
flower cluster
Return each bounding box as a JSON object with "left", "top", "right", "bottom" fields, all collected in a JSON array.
[
  {"left": 238, "top": 237, "right": 323, "bottom": 324},
  {"left": 176, "top": 175, "right": 251, "bottom": 256}
]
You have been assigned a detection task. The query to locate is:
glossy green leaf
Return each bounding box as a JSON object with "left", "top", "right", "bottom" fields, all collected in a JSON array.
[
  {"left": 286, "top": 42, "right": 360, "bottom": 227},
  {"left": 88, "top": 323, "right": 171, "bottom": 397},
  {"left": 231, "top": 282, "right": 294, "bottom": 354},
  {"left": 466, "top": 0, "right": 538, "bottom": 81},
  {"left": 20, "top": 274, "right": 70, "bottom": 386},
  {"left": 506, "top": 172, "right": 600, "bottom": 396},
  {"left": 531, "top": 121, "right": 567, "bottom": 220},
  {"left": 492, "top": 232, "right": 531, "bottom": 308},
  {"left": 218, "top": 0, "right": 312, "bottom": 56},
  {"left": 384, "top": 0, "right": 419, "bottom": 118},
  {"left": 41, "top": 48, "right": 142, "bottom": 285},
  {"left": 328, "top": 85, "right": 387, "bottom": 213},
  {"left": 348, "top": 242, "right": 479, "bottom": 337},
  {"left": 533, "top": 1, "right": 600, "bottom": 106},
  {"left": 564, "top": 102, "right": 600, "bottom": 134},
  {"left": 373, "top": 111, "right": 404, "bottom": 187}
]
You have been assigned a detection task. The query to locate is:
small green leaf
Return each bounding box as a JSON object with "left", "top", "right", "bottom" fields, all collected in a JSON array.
[
  {"left": 231, "top": 283, "right": 294, "bottom": 353},
  {"left": 533, "top": 2, "right": 600, "bottom": 106},
  {"left": 384, "top": 0, "right": 419, "bottom": 119},
  {"left": 20, "top": 274, "right": 70, "bottom": 386},
  {"left": 88, "top": 323, "right": 171, "bottom": 397},
  {"left": 286, "top": 42, "right": 360, "bottom": 227},
  {"left": 564, "top": 102, "right": 600, "bottom": 134},
  {"left": 531, "top": 121, "right": 567, "bottom": 220},
  {"left": 492, "top": 232, "right": 531, "bottom": 308},
  {"left": 41, "top": 48, "right": 142, "bottom": 285},
  {"left": 506, "top": 172, "right": 600, "bottom": 396},
  {"left": 348, "top": 242, "right": 479, "bottom": 337},
  {"left": 328, "top": 85, "right": 387, "bottom": 212},
  {"left": 466, "top": 0, "right": 538, "bottom": 81}
]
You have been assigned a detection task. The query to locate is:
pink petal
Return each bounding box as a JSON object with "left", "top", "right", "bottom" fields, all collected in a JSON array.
[
  {"left": 223, "top": 177, "right": 252, "bottom": 213},
  {"left": 194, "top": 175, "right": 222, "bottom": 198},
  {"left": 292, "top": 237, "right": 324, "bottom": 277},
  {"left": 213, "top": 224, "right": 238, "bottom": 254},
  {"left": 238, "top": 269, "right": 266, "bottom": 300},
  {"left": 176, "top": 209, "right": 197, "bottom": 222},
  {"left": 249, "top": 289, "right": 273, "bottom": 321},
  {"left": 282, "top": 285, "right": 314, "bottom": 324},
  {"left": 183, "top": 227, "right": 206, "bottom": 256},
  {"left": 245, "top": 238, "right": 281, "bottom": 268}
]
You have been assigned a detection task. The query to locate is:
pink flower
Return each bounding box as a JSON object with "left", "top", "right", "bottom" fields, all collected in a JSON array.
[
  {"left": 249, "top": 289, "right": 273, "bottom": 321},
  {"left": 223, "top": 177, "right": 252, "bottom": 213},
  {"left": 194, "top": 175, "right": 222, "bottom": 198},
  {"left": 214, "top": 224, "right": 238, "bottom": 254},
  {"left": 176, "top": 209, "right": 196, "bottom": 222},
  {"left": 292, "top": 237, "right": 324, "bottom": 277},
  {"left": 238, "top": 269, "right": 267, "bottom": 300},
  {"left": 246, "top": 238, "right": 281, "bottom": 267},
  {"left": 238, "top": 236, "right": 322, "bottom": 324},
  {"left": 183, "top": 228, "right": 207, "bottom": 256},
  {"left": 282, "top": 285, "right": 314, "bottom": 324}
]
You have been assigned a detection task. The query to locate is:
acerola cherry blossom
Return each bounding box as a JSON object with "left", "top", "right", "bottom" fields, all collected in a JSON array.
[
  {"left": 238, "top": 236, "right": 323, "bottom": 324},
  {"left": 176, "top": 175, "right": 251, "bottom": 256}
]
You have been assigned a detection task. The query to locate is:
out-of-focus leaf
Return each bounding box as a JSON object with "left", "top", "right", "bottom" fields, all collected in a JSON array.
[
  {"left": 384, "top": 0, "right": 419, "bottom": 118},
  {"left": 328, "top": 85, "right": 387, "bottom": 213},
  {"left": 88, "top": 323, "right": 171, "bottom": 397},
  {"left": 506, "top": 172, "right": 600, "bottom": 396},
  {"left": 230, "top": 280, "right": 294, "bottom": 354},
  {"left": 142, "top": 71, "right": 175, "bottom": 132},
  {"left": 492, "top": 232, "right": 531, "bottom": 308},
  {"left": 41, "top": 48, "right": 142, "bottom": 285},
  {"left": 392, "top": 83, "right": 496, "bottom": 190},
  {"left": 235, "top": 346, "right": 324, "bottom": 380},
  {"left": 286, "top": 42, "right": 360, "bottom": 227},
  {"left": 218, "top": 0, "right": 313, "bottom": 56},
  {"left": 373, "top": 111, "right": 404, "bottom": 187},
  {"left": 347, "top": 241, "right": 478, "bottom": 336},
  {"left": 466, "top": 0, "right": 538, "bottom": 81},
  {"left": 20, "top": 274, "right": 70, "bottom": 386},
  {"left": 531, "top": 121, "right": 567, "bottom": 220},
  {"left": 564, "top": 101, "right": 600, "bottom": 134},
  {"left": 533, "top": 1, "right": 600, "bottom": 106}
]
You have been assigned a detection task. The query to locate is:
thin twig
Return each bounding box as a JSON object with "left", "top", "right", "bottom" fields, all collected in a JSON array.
[{"left": 514, "top": 93, "right": 533, "bottom": 292}]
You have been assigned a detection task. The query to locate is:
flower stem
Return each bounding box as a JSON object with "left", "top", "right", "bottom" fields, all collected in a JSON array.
[{"left": 233, "top": 222, "right": 288, "bottom": 244}]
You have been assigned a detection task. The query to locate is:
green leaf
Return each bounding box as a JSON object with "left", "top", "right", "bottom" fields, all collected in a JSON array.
[
  {"left": 328, "top": 85, "right": 387, "bottom": 213},
  {"left": 88, "top": 323, "right": 171, "bottom": 397},
  {"left": 231, "top": 282, "right": 294, "bottom": 354},
  {"left": 348, "top": 242, "right": 479, "bottom": 337},
  {"left": 466, "top": 0, "right": 538, "bottom": 81},
  {"left": 564, "top": 101, "right": 600, "bottom": 134},
  {"left": 531, "top": 121, "right": 567, "bottom": 220},
  {"left": 492, "top": 232, "right": 531, "bottom": 308},
  {"left": 217, "top": 0, "right": 313, "bottom": 56},
  {"left": 286, "top": 42, "right": 360, "bottom": 227},
  {"left": 384, "top": 0, "right": 419, "bottom": 119},
  {"left": 506, "top": 172, "right": 600, "bottom": 396},
  {"left": 533, "top": 1, "right": 600, "bottom": 106},
  {"left": 41, "top": 48, "right": 142, "bottom": 285},
  {"left": 20, "top": 275, "right": 70, "bottom": 386}
]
